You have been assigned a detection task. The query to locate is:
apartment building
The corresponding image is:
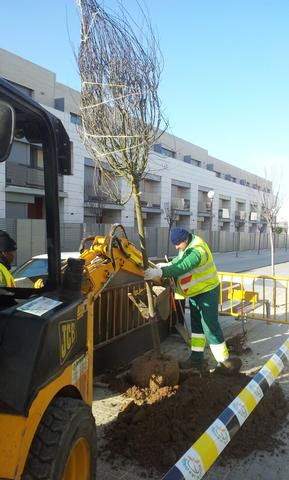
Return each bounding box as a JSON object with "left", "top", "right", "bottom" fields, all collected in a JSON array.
[{"left": 0, "top": 48, "right": 272, "bottom": 233}]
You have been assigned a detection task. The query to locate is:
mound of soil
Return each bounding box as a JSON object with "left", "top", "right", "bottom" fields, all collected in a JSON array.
[
  {"left": 130, "top": 352, "right": 180, "bottom": 388},
  {"left": 103, "top": 372, "right": 289, "bottom": 474}
]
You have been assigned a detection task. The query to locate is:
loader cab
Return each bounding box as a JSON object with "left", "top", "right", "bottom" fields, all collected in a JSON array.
[
  {"left": 0, "top": 79, "right": 96, "bottom": 479},
  {"left": 0, "top": 77, "right": 72, "bottom": 297},
  {"left": 0, "top": 78, "right": 91, "bottom": 416}
]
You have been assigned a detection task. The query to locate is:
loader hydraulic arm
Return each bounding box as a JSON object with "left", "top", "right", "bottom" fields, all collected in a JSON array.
[{"left": 79, "top": 228, "right": 145, "bottom": 298}]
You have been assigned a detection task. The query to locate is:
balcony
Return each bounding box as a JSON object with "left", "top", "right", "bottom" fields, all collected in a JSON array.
[
  {"left": 84, "top": 190, "right": 117, "bottom": 206},
  {"left": 6, "top": 163, "right": 63, "bottom": 191},
  {"left": 235, "top": 210, "right": 246, "bottom": 221},
  {"left": 198, "top": 201, "right": 211, "bottom": 214},
  {"left": 140, "top": 193, "right": 161, "bottom": 208},
  {"left": 250, "top": 211, "right": 258, "bottom": 222},
  {"left": 219, "top": 208, "right": 230, "bottom": 220},
  {"left": 171, "top": 197, "right": 190, "bottom": 210}
]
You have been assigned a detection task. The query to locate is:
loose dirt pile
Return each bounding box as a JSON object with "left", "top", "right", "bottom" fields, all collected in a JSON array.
[
  {"left": 103, "top": 372, "right": 289, "bottom": 474},
  {"left": 130, "top": 352, "right": 179, "bottom": 388}
]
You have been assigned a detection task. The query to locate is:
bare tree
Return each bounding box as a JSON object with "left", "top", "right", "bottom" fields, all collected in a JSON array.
[
  {"left": 259, "top": 183, "right": 282, "bottom": 275},
  {"left": 257, "top": 223, "right": 265, "bottom": 255},
  {"left": 77, "top": 0, "right": 167, "bottom": 356},
  {"left": 163, "top": 202, "right": 178, "bottom": 256}
]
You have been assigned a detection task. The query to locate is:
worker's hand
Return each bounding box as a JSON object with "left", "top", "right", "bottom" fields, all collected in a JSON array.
[
  {"left": 144, "top": 267, "right": 163, "bottom": 281},
  {"left": 156, "top": 262, "right": 171, "bottom": 268}
]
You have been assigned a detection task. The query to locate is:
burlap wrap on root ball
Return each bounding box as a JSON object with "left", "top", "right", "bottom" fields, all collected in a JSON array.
[{"left": 130, "top": 352, "right": 180, "bottom": 388}]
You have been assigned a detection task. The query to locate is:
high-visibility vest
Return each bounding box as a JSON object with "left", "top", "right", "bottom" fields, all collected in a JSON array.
[
  {"left": 175, "top": 235, "right": 219, "bottom": 298},
  {"left": 0, "top": 263, "right": 15, "bottom": 287}
]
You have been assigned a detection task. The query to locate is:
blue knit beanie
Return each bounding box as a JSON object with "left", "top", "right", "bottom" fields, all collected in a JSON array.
[{"left": 170, "top": 228, "right": 190, "bottom": 245}]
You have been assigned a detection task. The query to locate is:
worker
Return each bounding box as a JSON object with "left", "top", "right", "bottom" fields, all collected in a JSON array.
[
  {"left": 144, "top": 227, "right": 241, "bottom": 374},
  {"left": 0, "top": 230, "right": 16, "bottom": 287}
]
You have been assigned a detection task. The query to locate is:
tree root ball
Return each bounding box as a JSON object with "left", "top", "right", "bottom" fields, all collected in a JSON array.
[{"left": 130, "top": 352, "right": 180, "bottom": 388}]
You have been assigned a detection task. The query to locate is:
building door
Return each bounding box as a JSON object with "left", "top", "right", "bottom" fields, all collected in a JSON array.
[{"left": 28, "top": 197, "right": 43, "bottom": 219}]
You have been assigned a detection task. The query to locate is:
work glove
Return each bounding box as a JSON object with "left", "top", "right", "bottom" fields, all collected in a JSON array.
[
  {"left": 156, "top": 262, "right": 171, "bottom": 267},
  {"left": 144, "top": 267, "right": 163, "bottom": 281}
]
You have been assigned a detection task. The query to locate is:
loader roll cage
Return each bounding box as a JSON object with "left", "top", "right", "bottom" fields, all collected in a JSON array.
[{"left": 0, "top": 77, "right": 72, "bottom": 297}]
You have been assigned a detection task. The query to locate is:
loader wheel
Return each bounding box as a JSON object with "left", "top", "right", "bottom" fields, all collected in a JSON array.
[{"left": 22, "top": 397, "right": 97, "bottom": 480}]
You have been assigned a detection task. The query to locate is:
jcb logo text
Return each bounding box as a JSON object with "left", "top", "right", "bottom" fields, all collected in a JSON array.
[{"left": 59, "top": 320, "right": 77, "bottom": 363}]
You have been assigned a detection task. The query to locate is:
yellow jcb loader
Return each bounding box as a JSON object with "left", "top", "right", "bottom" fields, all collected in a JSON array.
[{"left": 0, "top": 78, "right": 169, "bottom": 480}]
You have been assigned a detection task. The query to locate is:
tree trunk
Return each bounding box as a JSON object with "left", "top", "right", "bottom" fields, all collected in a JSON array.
[
  {"left": 269, "top": 225, "right": 275, "bottom": 276},
  {"left": 167, "top": 224, "right": 172, "bottom": 257},
  {"left": 132, "top": 183, "right": 161, "bottom": 357},
  {"left": 258, "top": 230, "right": 261, "bottom": 254}
]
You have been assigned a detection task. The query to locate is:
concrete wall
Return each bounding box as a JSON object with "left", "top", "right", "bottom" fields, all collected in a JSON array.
[{"left": 0, "top": 48, "right": 56, "bottom": 108}]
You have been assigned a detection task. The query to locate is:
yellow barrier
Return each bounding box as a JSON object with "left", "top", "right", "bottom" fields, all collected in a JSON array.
[{"left": 218, "top": 271, "right": 289, "bottom": 325}]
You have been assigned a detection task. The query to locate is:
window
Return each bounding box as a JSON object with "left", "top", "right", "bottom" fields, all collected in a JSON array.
[
  {"left": 13, "top": 259, "right": 48, "bottom": 279},
  {"left": 192, "top": 159, "right": 201, "bottom": 167},
  {"left": 30, "top": 145, "right": 43, "bottom": 169},
  {"left": 161, "top": 147, "right": 176, "bottom": 158},
  {"left": 55, "top": 97, "right": 65, "bottom": 112},
  {"left": 7, "top": 79, "right": 33, "bottom": 98},
  {"left": 153, "top": 144, "right": 176, "bottom": 158},
  {"left": 70, "top": 113, "right": 81, "bottom": 125},
  {"left": 183, "top": 155, "right": 201, "bottom": 166}
]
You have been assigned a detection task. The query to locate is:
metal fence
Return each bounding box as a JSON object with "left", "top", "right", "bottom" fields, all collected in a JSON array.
[
  {"left": 218, "top": 271, "right": 289, "bottom": 325},
  {"left": 93, "top": 280, "right": 146, "bottom": 347}
]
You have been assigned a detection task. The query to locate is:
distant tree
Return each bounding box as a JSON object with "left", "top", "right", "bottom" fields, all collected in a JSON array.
[
  {"left": 77, "top": 0, "right": 167, "bottom": 356},
  {"left": 257, "top": 223, "right": 265, "bottom": 255},
  {"left": 163, "top": 202, "right": 178, "bottom": 256},
  {"left": 258, "top": 177, "right": 283, "bottom": 275}
]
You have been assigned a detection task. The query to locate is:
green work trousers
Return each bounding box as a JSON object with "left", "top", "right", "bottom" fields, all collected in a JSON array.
[{"left": 188, "top": 285, "right": 226, "bottom": 362}]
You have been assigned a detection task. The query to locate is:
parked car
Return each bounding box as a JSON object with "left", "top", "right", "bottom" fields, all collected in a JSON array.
[{"left": 12, "top": 252, "right": 79, "bottom": 288}]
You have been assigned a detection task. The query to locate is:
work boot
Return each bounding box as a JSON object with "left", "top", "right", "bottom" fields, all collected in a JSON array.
[{"left": 214, "top": 357, "right": 242, "bottom": 376}]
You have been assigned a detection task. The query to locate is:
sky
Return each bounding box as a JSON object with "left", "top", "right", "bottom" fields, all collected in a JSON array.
[{"left": 1, "top": 1, "right": 289, "bottom": 197}]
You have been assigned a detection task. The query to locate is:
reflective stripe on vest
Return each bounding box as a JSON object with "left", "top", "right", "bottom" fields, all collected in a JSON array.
[
  {"left": 0, "top": 263, "right": 15, "bottom": 287},
  {"left": 176, "top": 235, "right": 219, "bottom": 298}
]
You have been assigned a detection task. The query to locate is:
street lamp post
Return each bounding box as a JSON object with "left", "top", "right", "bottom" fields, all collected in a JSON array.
[
  {"left": 234, "top": 220, "right": 241, "bottom": 257},
  {"left": 207, "top": 190, "right": 215, "bottom": 250}
]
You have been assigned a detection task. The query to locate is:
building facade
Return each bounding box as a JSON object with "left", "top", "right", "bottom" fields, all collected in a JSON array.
[{"left": 0, "top": 48, "right": 272, "bottom": 234}]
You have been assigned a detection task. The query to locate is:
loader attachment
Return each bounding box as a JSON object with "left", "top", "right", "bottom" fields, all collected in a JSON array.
[{"left": 128, "top": 284, "right": 170, "bottom": 321}]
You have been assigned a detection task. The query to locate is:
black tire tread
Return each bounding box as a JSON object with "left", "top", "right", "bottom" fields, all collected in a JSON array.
[{"left": 22, "top": 397, "right": 95, "bottom": 480}]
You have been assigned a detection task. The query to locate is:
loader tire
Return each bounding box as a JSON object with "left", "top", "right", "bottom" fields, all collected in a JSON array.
[{"left": 22, "top": 397, "right": 97, "bottom": 480}]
